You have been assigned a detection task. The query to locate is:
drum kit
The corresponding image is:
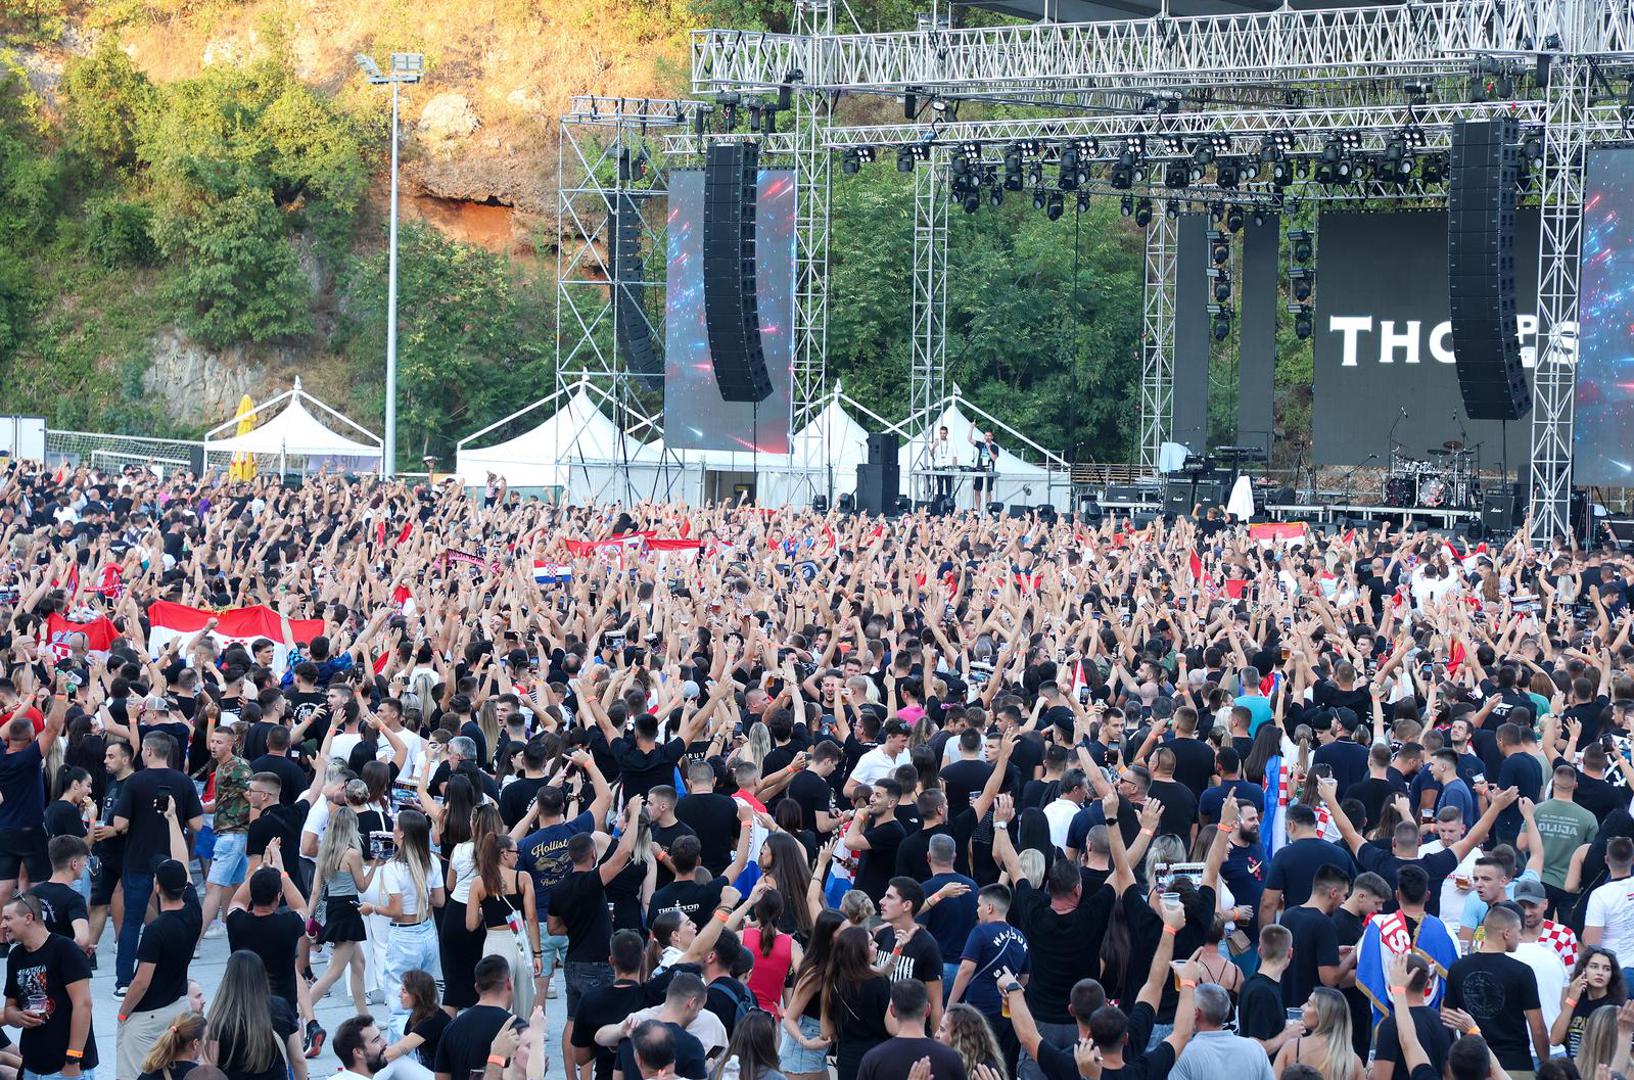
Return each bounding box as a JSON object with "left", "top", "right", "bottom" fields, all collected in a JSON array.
[{"left": 1387, "top": 440, "right": 1479, "bottom": 509}]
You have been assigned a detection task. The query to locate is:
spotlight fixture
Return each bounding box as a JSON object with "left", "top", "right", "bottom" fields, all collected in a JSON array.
[
  {"left": 1523, "top": 134, "right": 1545, "bottom": 169},
  {"left": 1120, "top": 196, "right": 1134, "bottom": 218},
  {"left": 1076, "top": 191, "right": 1090, "bottom": 214},
  {"left": 1134, "top": 197, "right": 1153, "bottom": 227},
  {"left": 1034, "top": 188, "right": 1047, "bottom": 211},
  {"left": 1289, "top": 228, "right": 1313, "bottom": 263},
  {"left": 1004, "top": 144, "right": 1025, "bottom": 191},
  {"left": 1210, "top": 230, "right": 1231, "bottom": 265},
  {"left": 1293, "top": 302, "right": 1313, "bottom": 339},
  {"left": 1225, "top": 206, "right": 1245, "bottom": 233},
  {"left": 1251, "top": 209, "right": 1267, "bottom": 228},
  {"left": 897, "top": 146, "right": 916, "bottom": 172},
  {"left": 1165, "top": 200, "right": 1179, "bottom": 220},
  {"left": 1124, "top": 135, "right": 1147, "bottom": 155},
  {"left": 1207, "top": 134, "right": 1232, "bottom": 155},
  {"left": 1163, "top": 134, "right": 1187, "bottom": 155},
  {"left": 1163, "top": 161, "right": 1190, "bottom": 189},
  {"left": 1269, "top": 131, "right": 1296, "bottom": 155},
  {"left": 1058, "top": 142, "right": 1079, "bottom": 191},
  {"left": 842, "top": 148, "right": 861, "bottom": 175},
  {"left": 990, "top": 183, "right": 1005, "bottom": 208},
  {"left": 1289, "top": 267, "right": 1315, "bottom": 301},
  {"left": 962, "top": 191, "right": 980, "bottom": 214},
  {"left": 1420, "top": 154, "right": 1446, "bottom": 184},
  {"left": 1046, "top": 191, "right": 1064, "bottom": 221},
  {"left": 1208, "top": 303, "right": 1235, "bottom": 341},
  {"left": 1208, "top": 267, "right": 1233, "bottom": 303},
  {"left": 1272, "top": 160, "right": 1294, "bottom": 186},
  {"left": 1111, "top": 156, "right": 1134, "bottom": 189},
  {"left": 1217, "top": 159, "right": 1241, "bottom": 189}
]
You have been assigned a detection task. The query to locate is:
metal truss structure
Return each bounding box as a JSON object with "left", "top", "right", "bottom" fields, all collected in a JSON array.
[
  {"left": 1139, "top": 209, "right": 1178, "bottom": 470},
  {"left": 910, "top": 161, "right": 951, "bottom": 487},
  {"left": 555, "top": 96, "right": 692, "bottom": 503}
]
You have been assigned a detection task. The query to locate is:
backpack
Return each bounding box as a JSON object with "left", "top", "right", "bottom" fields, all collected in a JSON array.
[{"left": 711, "top": 977, "right": 759, "bottom": 1029}]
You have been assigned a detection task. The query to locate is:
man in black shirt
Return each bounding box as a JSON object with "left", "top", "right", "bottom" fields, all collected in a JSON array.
[
  {"left": 1278, "top": 863, "right": 1350, "bottom": 1008},
  {"left": 786, "top": 741, "right": 843, "bottom": 835},
  {"left": 1166, "top": 707, "right": 1219, "bottom": 799},
  {"left": 872, "top": 878, "right": 944, "bottom": 1032},
  {"left": 613, "top": 985, "right": 709, "bottom": 1080},
  {"left": 548, "top": 796, "right": 641, "bottom": 1075},
  {"left": 109, "top": 731, "right": 205, "bottom": 994},
  {"left": 498, "top": 740, "right": 551, "bottom": 828},
  {"left": 2, "top": 892, "right": 95, "bottom": 1080},
  {"left": 30, "top": 837, "right": 89, "bottom": 952},
  {"left": 227, "top": 864, "right": 308, "bottom": 1019},
  {"left": 846, "top": 778, "right": 907, "bottom": 902},
  {"left": 856, "top": 979, "right": 967, "bottom": 1080},
  {"left": 1374, "top": 954, "right": 1454, "bottom": 1080},
  {"left": 433, "top": 955, "right": 516, "bottom": 1080},
  {"left": 88, "top": 738, "right": 134, "bottom": 958},
  {"left": 248, "top": 725, "right": 307, "bottom": 808},
  {"left": 570, "top": 930, "right": 648, "bottom": 1080},
  {"left": 645, "top": 786, "right": 696, "bottom": 892},
  {"left": 1445, "top": 904, "right": 1548, "bottom": 1073},
  {"left": 116, "top": 857, "right": 201, "bottom": 1080},
  {"left": 647, "top": 812, "right": 751, "bottom": 931},
  {"left": 1144, "top": 748, "right": 1199, "bottom": 845},
  {"left": 675, "top": 761, "right": 741, "bottom": 876},
  {"left": 1237, "top": 924, "right": 1302, "bottom": 1058},
  {"left": 246, "top": 771, "right": 312, "bottom": 896}
]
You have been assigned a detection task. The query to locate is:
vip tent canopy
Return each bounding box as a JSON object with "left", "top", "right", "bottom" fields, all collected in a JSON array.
[
  {"left": 203, "top": 378, "right": 382, "bottom": 474},
  {"left": 454, "top": 381, "right": 659, "bottom": 491},
  {"left": 893, "top": 390, "right": 1066, "bottom": 508}
]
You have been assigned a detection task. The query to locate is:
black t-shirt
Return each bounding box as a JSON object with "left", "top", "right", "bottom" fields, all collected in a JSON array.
[
  {"left": 549, "top": 869, "right": 612, "bottom": 963},
  {"left": 28, "top": 882, "right": 86, "bottom": 942},
  {"left": 498, "top": 776, "right": 547, "bottom": 828},
  {"left": 4, "top": 932, "right": 96, "bottom": 1073},
  {"left": 138, "top": 1061, "right": 196, "bottom": 1080},
  {"left": 1446, "top": 952, "right": 1542, "bottom": 1071},
  {"left": 614, "top": 1020, "right": 707, "bottom": 1080},
  {"left": 570, "top": 980, "right": 646, "bottom": 1080},
  {"left": 1313, "top": 739, "right": 1371, "bottom": 800},
  {"left": 1332, "top": 906, "right": 1372, "bottom": 1059},
  {"left": 1356, "top": 845, "right": 1458, "bottom": 916},
  {"left": 1264, "top": 837, "right": 1355, "bottom": 907},
  {"left": 1348, "top": 777, "right": 1401, "bottom": 831},
  {"left": 242, "top": 722, "right": 277, "bottom": 765},
  {"left": 1573, "top": 770, "right": 1625, "bottom": 823},
  {"left": 96, "top": 773, "right": 130, "bottom": 863},
  {"left": 1010, "top": 880, "right": 1116, "bottom": 1024},
  {"left": 0, "top": 742, "right": 44, "bottom": 832},
  {"left": 43, "top": 800, "right": 84, "bottom": 841},
  {"left": 611, "top": 736, "right": 686, "bottom": 805},
  {"left": 1375, "top": 1004, "right": 1454, "bottom": 1080},
  {"left": 433, "top": 1003, "right": 515, "bottom": 1079},
  {"left": 896, "top": 824, "right": 949, "bottom": 881},
  {"left": 1145, "top": 779, "right": 1198, "bottom": 841},
  {"left": 940, "top": 759, "right": 993, "bottom": 818},
  {"left": 1099, "top": 1001, "right": 1174, "bottom": 1080},
  {"left": 1237, "top": 972, "right": 1285, "bottom": 1043},
  {"left": 410, "top": 1009, "right": 450, "bottom": 1070},
  {"left": 872, "top": 926, "right": 944, "bottom": 987},
  {"left": 1167, "top": 737, "right": 1218, "bottom": 801},
  {"left": 226, "top": 908, "right": 304, "bottom": 1005},
  {"left": 248, "top": 754, "right": 308, "bottom": 807},
  {"left": 247, "top": 800, "right": 307, "bottom": 894},
  {"left": 648, "top": 875, "right": 727, "bottom": 931},
  {"left": 1279, "top": 904, "right": 1339, "bottom": 1009},
  {"left": 131, "top": 889, "right": 202, "bottom": 1014},
  {"left": 787, "top": 769, "right": 837, "bottom": 835},
  {"left": 856, "top": 818, "right": 907, "bottom": 900},
  {"left": 649, "top": 819, "right": 697, "bottom": 891},
  {"left": 674, "top": 792, "right": 740, "bottom": 875},
  {"left": 857, "top": 1036, "right": 968, "bottom": 1080},
  {"left": 114, "top": 767, "right": 204, "bottom": 870}
]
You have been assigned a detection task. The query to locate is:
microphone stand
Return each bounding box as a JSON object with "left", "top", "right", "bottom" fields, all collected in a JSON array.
[{"left": 1338, "top": 452, "right": 1380, "bottom": 512}]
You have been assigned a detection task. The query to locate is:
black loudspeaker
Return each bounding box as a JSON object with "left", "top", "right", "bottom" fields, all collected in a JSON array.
[
  {"left": 611, "top": 193, "right": 662, "bottom": 391},
  {"left": 1105, "top": 484, "right": 1142, "bottom": 503},
  {"left": 187, "top": 444, "right": 205, "bottom": 476},
  {"left": 703, "top": 143, "right": 773, "bottom": 403},
  {"left": 1163, "top": 484, "right": 1192, "bottom": 515},
  {"left": 866, "top": 432, "right": 896, "bottom": 466},
  {"left": 1448, "top": 118, "right": 1531, "bottom": 421},
  {"left": 855, "top": 462, "right": 900, "bottom": 516},
  {"left": 1481, "top": 484, "right": 1524, "bottom": 533}
]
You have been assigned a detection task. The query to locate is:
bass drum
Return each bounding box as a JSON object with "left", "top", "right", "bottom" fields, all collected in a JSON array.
[
  {"left": 1384, "top": 476, "right": 1416, "bottom": 506},
  {"left": 1420, "top": 477, "right": 1447, "bottom": 507}
]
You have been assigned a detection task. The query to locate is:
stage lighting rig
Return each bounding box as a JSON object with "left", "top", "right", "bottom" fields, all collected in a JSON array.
[
  {"left": 1046, "top": 191, "right": 1065, "bottom": 221},
  {"left": 1271, "top": 159, "right": 1294, "bottom": 187},
  {"left": 1076, "top": 191, "right": 1090, "bottom": 214},
  {"left": 1289, "top": 267, "right": 1315, "bottom": 301},
  {"left": 1121, "top": 196, "right": 1134, "bottom": 217},
  {"left": 1033, "top": 187, "right": 1047, "bottom": 211},
  {"left": 1163, "top": 161, "right": 1190, "bottom": 189},
  {"left": 1162, "top": 134, "right": 1187, "bottom": 155},
  {"left": 1289, "top": 229, "right": 1313, "bottom": 263},
  {"left": 1292, "top": 303, "right": 1313, "bottom": 339},
  {"left": 1523, "top": 134, "right": 1545, "bottom": 170},
  {"left": 1419, "top": 153, "right": 1446, "bottom": 184},
  {"left": 1208, "top": 267, "right": 1232, "bottom": 303},
  {"left": 989, "top": 183, "right": 1004, "bottom": 208},
  {"left": 1403, "top": 81, "right": 1431, "bottom": 106},
  {"left": 1135, "top": 198, "right": 1153, "bottom": 227},
  {"left": 842, "top": 148, "right": 861, "bottom": 175},
  {"left": 1058, "top": 142, "right": 1079, "bottom": 191},
  {"left": 1217, "top": 159, "right": 1241, "bottom": 189},
  {"left": 1209, "top": 303, "right": 1235, "bottom": 341},
  {"left": 1225, "top": 206, "right": 1245, "bottom": 233},
  {"left": 1004, "top": 144, "right": 1025, "bottom": 191},
  {"left": 1210, "top": 229, "right": 1231, "bottom": 265},
  {"left": 1165, "top": 201, "right": 1179, "bottom": 220}
]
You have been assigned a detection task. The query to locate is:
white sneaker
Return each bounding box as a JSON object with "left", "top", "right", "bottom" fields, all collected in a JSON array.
[{"left": 202, "top": 923, "right": 227, "bottom": 939}]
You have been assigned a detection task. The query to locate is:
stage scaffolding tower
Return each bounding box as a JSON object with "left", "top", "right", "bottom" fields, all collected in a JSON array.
[
  {"left": 909, "top": 160, "right": 950, "bottom": 490},
  {"left": 675, "top": 0, "right": 1630, "bottom": 529}
]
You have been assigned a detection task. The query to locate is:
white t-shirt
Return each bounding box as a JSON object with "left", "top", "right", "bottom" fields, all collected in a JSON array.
[
  {"left": 1043, "top": 798, "right": 1080, "bottom": 850},
  {"left": 448, "top": 841, "right": 478, "bottom": 903},
  {"left": 378, "top": 856, "right": 444, "bottom": 919},
  {"left": 627, "top": 1003, "right": 727, "bottom": 1057},
  {"left": 1421, "top": 840, "right": 1480, "bottom": 930},
  {"left": 1587, "top": 877, "right": 1634, "bottom": 958},
  {"left": 850, "top": 746, "right": 908, "bottom": 790},
  {"left": 1515, "top": 941, "right": 1568, "bottom": 1044}
]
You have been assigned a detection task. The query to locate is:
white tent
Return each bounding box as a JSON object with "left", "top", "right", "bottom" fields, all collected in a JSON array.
[
  {"left": 455, "top": 382, "right": 660, "bottom": 491},
  {"left": 894, "top": 391, "right": 1068, "bottom": 510},
  {"left": 203, "top": 377, "right": 381, "bottom": 474}
]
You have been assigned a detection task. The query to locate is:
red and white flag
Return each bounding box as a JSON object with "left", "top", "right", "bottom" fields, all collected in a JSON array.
[
  {"left": 43, "top": 612, "right": 118, "bottom": 661},
  {"left": 147, "top": 601, "right": 323, "bottom": 674}
]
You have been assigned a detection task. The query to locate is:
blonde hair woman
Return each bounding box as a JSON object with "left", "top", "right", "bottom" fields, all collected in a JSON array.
[
  {"left": 1273, "top": 986, "right": 1361, "bottom": 1080},
  {"left": 138, "top": 1011, "right": 205, "bottom": 1080},
  {"left": 304, "top": 805, "right": 377, "bottom": 1016}
]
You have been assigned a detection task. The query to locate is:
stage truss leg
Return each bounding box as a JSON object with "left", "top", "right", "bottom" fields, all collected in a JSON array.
[
  {"left": 909, "top": 159, "right": 949, "bottom": 499},
  {"left": 555, "top": 100, "right": 686, "bottom": 505},
  {"left": 1528, "top": 54, "right": 1589, "bottom": 546},
  {"left": 1139, "top": 210, "right": 1177, "bottom": 472}
]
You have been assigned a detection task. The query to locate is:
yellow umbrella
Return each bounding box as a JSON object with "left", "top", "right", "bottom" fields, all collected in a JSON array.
[{"left": 229, "top": 394, "right": 258, "bottom": 481}]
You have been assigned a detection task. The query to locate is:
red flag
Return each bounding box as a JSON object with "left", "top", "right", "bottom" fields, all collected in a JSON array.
[
  {"left": 1188, "top": 549, "right": 1203, "bottom": 582},
  {"left": 94, "top": 564, "right": 123, "bottom": 600},
  {"left": 1224, "top": 579, "right": 1249, "bottom": 599},
  {"left": 396, "top": 521, "right": 413, "bottom": 545},
  {"left": 1341, "top": 528, "right": 1357, "bottom": 545},
  {"left": 1450, "top": 640, "right": 1467, "bottom": 670}
]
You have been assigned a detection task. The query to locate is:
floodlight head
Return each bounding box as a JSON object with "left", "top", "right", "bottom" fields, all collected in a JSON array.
[
  {"left": 392, "top": 53, "right": 425, "bottom": 76},
  {"left": 355, "top": 54, "right": 382, "bottom": 79}
]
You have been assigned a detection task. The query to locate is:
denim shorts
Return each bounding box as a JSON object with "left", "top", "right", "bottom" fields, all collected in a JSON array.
[
  {"left": 563, "top": 960, "right": 612, "bottom": 1019},
  {"left": 779, "top": 1013, "right": 828, "bottom": 1073},
  {"left": 205, "top": 831, "right": 248, "bottom": 887},
  {"left": 26, "top": 1068, "right": 96, "bottom": 1080}
]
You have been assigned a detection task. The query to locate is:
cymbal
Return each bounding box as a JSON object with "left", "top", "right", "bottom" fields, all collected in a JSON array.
[
  {"left": 1442, "top": 439, "right": 1466, "bottom": 451},
  {"left": 1427, "top": 448, "right": 1452, "bottom": 456}
]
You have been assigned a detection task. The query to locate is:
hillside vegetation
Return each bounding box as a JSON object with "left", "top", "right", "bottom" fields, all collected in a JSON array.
[{"left": 0, "top": 0, "right": 1306, "bottom": 469}]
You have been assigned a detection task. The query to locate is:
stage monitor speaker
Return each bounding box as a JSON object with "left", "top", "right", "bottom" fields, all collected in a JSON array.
[
  {"left": 1448, "top": 117, "right": 1531, "bottom": 421},
  {"left": 702, "top": 143, "right": 773, "bottom": 403},
  {"left": 611, "top": 193, "right": 662, "bottom": 390},
  {"left": 866, "top": 432, "right": 896, "bottom": 465},
  {"left": 1163, "top": 484, "right": 1192, "bottom": 515},
  {"left": 1481, "top": 486, "right": 1521, "bottom": 533},
  {"left": 855, "top": 462, "right": 900, "bottom": 516},
  {"left": 1106, "top": 484, "right": 1143, "bottom": 504}
]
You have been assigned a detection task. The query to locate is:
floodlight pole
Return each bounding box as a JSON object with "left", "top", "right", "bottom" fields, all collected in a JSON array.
[{"left": 385, "top": 76, "right": 401, "bottom": 479}]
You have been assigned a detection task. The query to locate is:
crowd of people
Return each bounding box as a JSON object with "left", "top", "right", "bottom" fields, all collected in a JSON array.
[{"left": 0, "top": 458, "right": 1632, "bottom": 1080}]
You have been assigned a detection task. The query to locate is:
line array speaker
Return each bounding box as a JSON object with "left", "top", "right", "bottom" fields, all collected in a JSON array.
[
  {"left": 1448, "top": 117, "right": 1531, "bottom": 421},
  {"left": 611, "top": 193, "right": 663, "bottom": 391},
  {"left": 703, "top": 143, "right": 773, "bottom": 403}
]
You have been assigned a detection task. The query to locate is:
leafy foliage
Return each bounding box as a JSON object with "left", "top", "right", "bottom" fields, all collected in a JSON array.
[
  {"left": 156, "top": 188, "right": 312, "bottom": 345},
  {"left": 59, "top": 41, "right": 155, "bottom": 173}
]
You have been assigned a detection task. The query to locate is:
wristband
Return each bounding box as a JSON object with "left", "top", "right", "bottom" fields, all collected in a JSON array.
[
  {"left": 1140, "top": 827, "right": 1155, "bottom": 837},
  {"left": 486, "top": 1056, "right": 507, "bottom": 1068},
  {"left": 1565, "top": 997, "right": 1579, "bottom": 1009},
  {"left": 1163, "top": 925, "right": 1179, "bottom": 936},
  {"left": 65, "top": 1050, "right": 83, "bottom": 1060},
  {"left": 1179, "top": 979, "right": 1197, "bottom": 989},
  {"left": 1217, "top": 823, "right": 1232, "bottom": 833},
  {"left": 715, "top": 909, "right": 730, "bottom": 923},
  {"left": 994, "top": 820, "right": 1009, "bottom": 830},
  {"left": 1389, "top": 986, "right": 1407, "bottom": 997},
  {"left": 1465, "top": 1026, "right": 1481, "bottom": 1037}
]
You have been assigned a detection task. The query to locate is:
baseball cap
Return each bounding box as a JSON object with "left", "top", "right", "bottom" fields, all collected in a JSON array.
[
  {"left": 1512, "top": 877, "right": 1547, "bottom": 905},
  {"left": 154, "top": 858, "right": 189, "bottom": 896}
]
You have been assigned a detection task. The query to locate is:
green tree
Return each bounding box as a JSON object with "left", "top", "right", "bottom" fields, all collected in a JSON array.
[
  {"left": 157, "top": 188, "right": 312, "bottom": 345},
  {"left": 59, "top": 41, "right": 155, "bottom": 173},
  {"left": 336, "top": 222, "right": 553, "bottom": 470}
]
